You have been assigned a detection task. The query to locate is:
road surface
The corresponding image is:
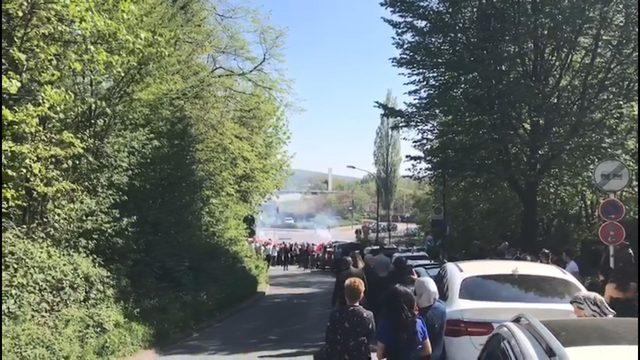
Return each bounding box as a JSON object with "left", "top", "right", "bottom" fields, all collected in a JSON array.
[{"left": 159, "top": 267, "right": 334, "bottom": 359}]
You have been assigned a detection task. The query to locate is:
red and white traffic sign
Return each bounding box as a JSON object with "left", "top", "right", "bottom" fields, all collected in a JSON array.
[
  {"left": 598, "top": 221, "right": 626, "bottom": 246},
  {"left": 599, "top": 198, "right": 626, "bottom": 221}
]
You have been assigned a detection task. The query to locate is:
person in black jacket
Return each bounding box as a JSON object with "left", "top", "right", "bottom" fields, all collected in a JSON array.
[{"left": 332, "top": 257, "right": 368, "bottom": 308}]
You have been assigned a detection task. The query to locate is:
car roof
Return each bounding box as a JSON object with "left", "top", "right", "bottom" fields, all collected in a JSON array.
[
  {"left": 394, "top": 251, "right": 429, "bottom": 257},
  {"left": 541, "top": 318, "right": 638, "bottom": 348},
  {"left": 407, "top": 259, "right": 439, "bottom": 266},
  {"left": 452, "top": 260, "right": 568, "bottom": 277}
]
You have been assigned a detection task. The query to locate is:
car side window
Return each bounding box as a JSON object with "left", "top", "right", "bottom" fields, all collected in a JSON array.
[
  {"left": 500, "top": 342, "right": 517, "bottom": 360},
  {"left": 479, "top": 334, "right": 509, "bottom": 360}
]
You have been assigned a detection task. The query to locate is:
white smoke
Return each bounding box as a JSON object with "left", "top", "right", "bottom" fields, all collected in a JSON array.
[{"left": 257, "top": 193, "right": 339, "bottom": 232}]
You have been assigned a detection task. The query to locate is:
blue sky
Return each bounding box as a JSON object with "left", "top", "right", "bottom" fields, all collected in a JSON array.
[{"left": 246, "top": 0, "right": 416, "bottom": 177}]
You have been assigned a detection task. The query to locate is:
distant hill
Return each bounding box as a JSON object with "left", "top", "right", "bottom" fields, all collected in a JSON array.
[{"left": 283, "top": 169, "right": 360, "bottom": 191}]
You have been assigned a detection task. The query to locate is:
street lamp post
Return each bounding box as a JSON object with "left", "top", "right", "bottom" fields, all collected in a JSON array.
[{"left": 347, "top": 165, "right": 381, "bottom": 244}]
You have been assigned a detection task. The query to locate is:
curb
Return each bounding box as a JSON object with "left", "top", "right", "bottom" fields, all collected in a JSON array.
[{"left": 124, "top": 283, "right": 270, "bottom": 360}]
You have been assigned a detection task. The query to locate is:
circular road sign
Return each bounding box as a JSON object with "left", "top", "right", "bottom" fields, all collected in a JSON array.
[
  {"left": 593, "top": 160, "right": 630, "bottom": 192},
  {"left": 598, "top": 221, "right": 626, "bottom": 246},
  {"left": 599, "top": 198, "right": 626, "bottom": 221}
]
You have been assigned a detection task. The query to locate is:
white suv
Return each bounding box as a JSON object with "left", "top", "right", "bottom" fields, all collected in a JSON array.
[{"left": 433, "top": 260, "right": 586, "bottom": 360}]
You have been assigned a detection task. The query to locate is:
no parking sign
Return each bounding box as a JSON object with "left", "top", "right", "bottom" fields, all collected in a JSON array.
[
  {"left": 599, "top": 198, "right": 626, "bottom": 222},
  {"left": 599, "top": 221, "right": 626, "bottom": 246}
]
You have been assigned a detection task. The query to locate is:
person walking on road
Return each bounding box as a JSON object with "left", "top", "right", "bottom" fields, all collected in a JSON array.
[
  {"left": 332, "top": 257, "right": 368, "bottom": 308},
  {"left": 604, "top": 263, "right": 638, "bottom": 317},
  {"left": 320, "top": 277, "right": 376, "bottom": 360},
  {"left": 270, "top": 243, "right": 278, "bottom": 267},
  {"left": 415, "top": 277, "right": 446, "bottom": 360},
  {"left": 376, "top": 285, "right": 431, "bottom": 360},
  {"left": 562, "top": 248, "right": 580, "bottom": 280},
  {"left": 265, "top": 244, "right": 272, "bottom": 269},
  {"left": 282, "top": 244, "right": 290, "bottom": 271}
]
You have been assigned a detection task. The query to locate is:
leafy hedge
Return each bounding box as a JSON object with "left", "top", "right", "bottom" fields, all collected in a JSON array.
[
  {"left": 2, "top": 230, "right": 150, "bottom": 359},
  {"left": 2, "top": 0, "right": 288, "bottom": 358}
]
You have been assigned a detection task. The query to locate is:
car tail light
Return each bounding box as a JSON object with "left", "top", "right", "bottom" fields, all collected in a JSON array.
[{"left": 445, "top": 319, "right": 494, "bottom": 337}]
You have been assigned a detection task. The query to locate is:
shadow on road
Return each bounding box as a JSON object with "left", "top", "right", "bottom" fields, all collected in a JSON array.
[
  {"left": 257, "top": 349, "right": 319, "bottom": 358},
  {"left": 160, "top": 269, "right": 334, "bottom": 358}
]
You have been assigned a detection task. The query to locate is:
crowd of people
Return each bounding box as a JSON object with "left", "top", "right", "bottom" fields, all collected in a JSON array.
[
  {"left": 250, "top": 240, "right": 334, "bottom": 271},
  {"left": 247, "top": 236, "right": 637, "bottom": 359},
  {"left": 318, "top": 242, "right": 637, "bottom": 360},
  {"left": 318, "top": 247, "right": 445, "bottom": 360}
]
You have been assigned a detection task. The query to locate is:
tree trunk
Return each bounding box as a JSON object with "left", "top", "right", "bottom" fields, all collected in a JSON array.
[
  {"left": 387, "top": 208, "right": 392, "bottom": 245},
  {"left": 520, "top": 181, "right": 539, "bottom": 252}
]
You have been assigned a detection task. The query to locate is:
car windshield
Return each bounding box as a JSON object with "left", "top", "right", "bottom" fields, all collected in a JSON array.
[{"left": 459, "top": 274, "right": 581, "bottom": 303}]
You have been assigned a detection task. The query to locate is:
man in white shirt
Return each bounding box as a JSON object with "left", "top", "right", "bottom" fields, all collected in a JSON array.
[
  {"left": 563, "top": 248, "right": 580, "bottom": 279},
  {"left": 269, "top": 242, "right": 278, "bottom": 266}
]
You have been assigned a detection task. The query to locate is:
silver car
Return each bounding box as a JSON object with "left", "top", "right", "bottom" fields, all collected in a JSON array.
[{"left": 477, "top": 314, "right": 638, "bottom": 360}]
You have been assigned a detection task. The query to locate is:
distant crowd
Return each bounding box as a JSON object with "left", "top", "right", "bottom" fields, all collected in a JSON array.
[{"left": 251, "top": 240, "right": 332, "bottom": 271}]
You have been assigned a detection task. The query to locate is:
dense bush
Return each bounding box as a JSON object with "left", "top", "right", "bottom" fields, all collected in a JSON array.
[
  {"left": 2, "top": 0, "right": 288, "bottom": 357},
  {"left": 2, "top": 230, "right": 150, "bottom": 359}
]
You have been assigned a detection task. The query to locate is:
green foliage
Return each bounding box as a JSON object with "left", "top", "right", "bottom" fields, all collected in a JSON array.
[
  {"left": 374, "top": 90, "right": 402, "bottom": 215},
  {"left": 2, "top": 230, "right": 151, "bottom": 359},
  {"left": 3, "top": 0, "right": 289, "bottom": 357},
  {"left": 381, "top": 0, "right": 638, "bottom": 251},
  {"left": 325, "top": 176, "right": 421, "bottom": 222}
]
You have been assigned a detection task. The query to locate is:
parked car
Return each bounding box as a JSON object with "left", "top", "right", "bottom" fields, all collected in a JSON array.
[
  {"left": 330, "top": 241, "right": 363, "bottom": 271},
  {"left": 434, "top": 260, "right": 586, "bottom": 360},
  {"left": 404, "top": 227, "right": 421, "bottom": 237},
  {"left": 478, "top": 315, "right": 638, "bottom": 360},
  {"left": 391, "top": 251, "right": 430, "bottom": 264},
  {"left": 363, "top": 245, "right": 399, "bottom": 258},
  {"left": 369, "top": 222, "right": 387, "bottom": 233},
  {"left": 283, "top": 217, "right": 295, "bottom": 224},
  {"left": 408, "top": 259, "right": 442, "bottom": 279}
]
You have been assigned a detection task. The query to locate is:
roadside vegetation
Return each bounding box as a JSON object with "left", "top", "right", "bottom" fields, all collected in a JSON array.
[
  {"left": 2, "top": 0, "right": 289, "bottom": 358},
  {"left": 380, "top": 0, "right": 638, "bottom": 255}
]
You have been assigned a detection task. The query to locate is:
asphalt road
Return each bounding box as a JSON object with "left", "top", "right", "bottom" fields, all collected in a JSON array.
[{"left": 159, "top": 267, "right": 334, "bottom": 359}]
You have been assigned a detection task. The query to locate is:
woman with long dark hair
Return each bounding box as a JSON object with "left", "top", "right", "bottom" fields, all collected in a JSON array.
[
  {"left": 604, "top": 262, "right": 638, "bottom": 317},
  {"left": 376, "top": 285, "right": 431, "bottom": 359}
]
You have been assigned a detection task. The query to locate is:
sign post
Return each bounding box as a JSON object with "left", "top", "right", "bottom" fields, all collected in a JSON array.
[{"left": 593, "top": 160, "right": 630, "bottom": 270}]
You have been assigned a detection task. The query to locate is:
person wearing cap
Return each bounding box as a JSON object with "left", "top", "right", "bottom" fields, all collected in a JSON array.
[
  {"left": 415, "top": 277, "right": 447, "bottom": 360},
  {"left": 570, "top": 291, "right": 616, "bottom": 318}
]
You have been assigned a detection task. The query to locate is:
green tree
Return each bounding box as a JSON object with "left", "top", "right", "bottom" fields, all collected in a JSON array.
[
  {"left": 381, "top": 0, "right": 638, "bottom": 251},
  {"left": 2, "top": 0, "right": 290, "bottom": 357},
  {"left": 374, "top": 90, "right": 402, "bottom": 243}
]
